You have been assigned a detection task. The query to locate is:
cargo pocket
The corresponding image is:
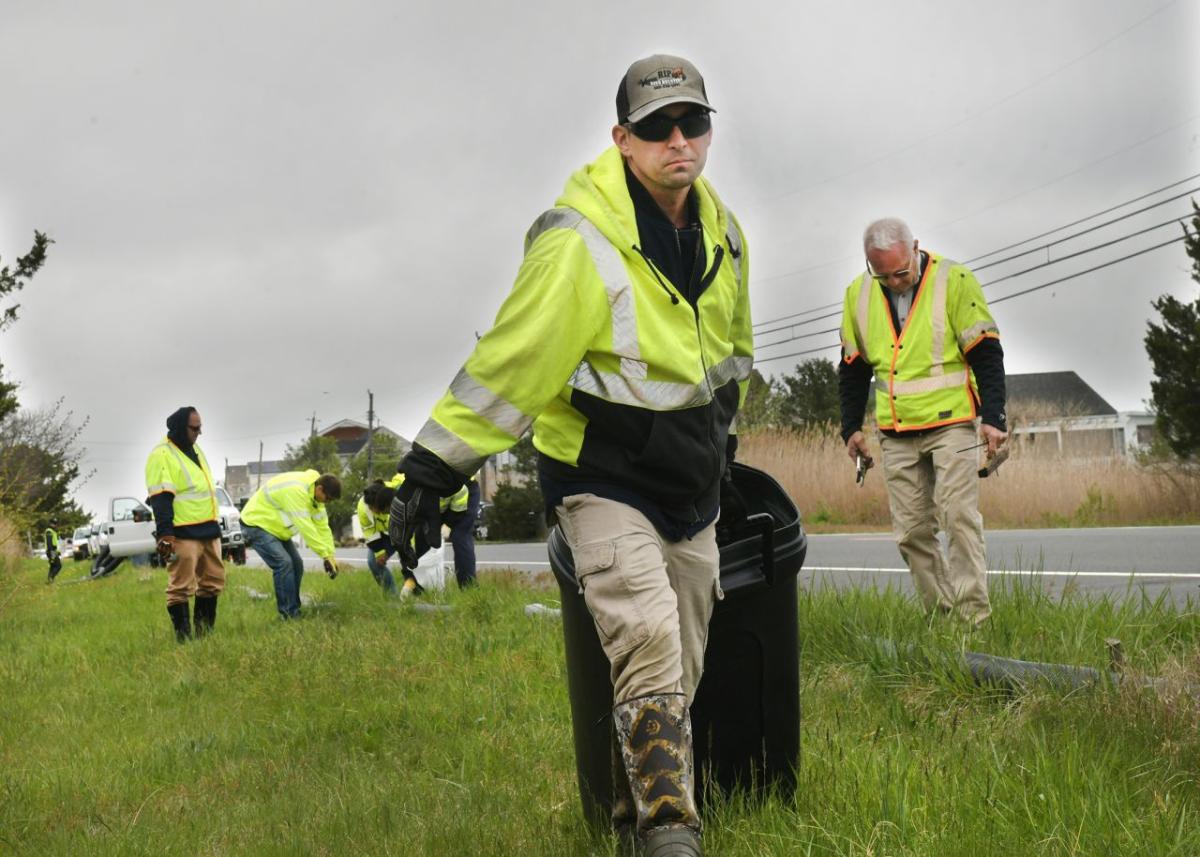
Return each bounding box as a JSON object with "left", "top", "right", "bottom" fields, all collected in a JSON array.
[{"left": 575, "top": 540, "right": 648, "bottom": 655}]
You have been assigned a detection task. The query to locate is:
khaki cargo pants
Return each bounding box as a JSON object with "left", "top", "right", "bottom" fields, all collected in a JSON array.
[
  {"left": 166, "top": 537, "right": 226, "bottom": 606},
  {"left": 555, "top": 494, "right": 722, "bottom": 705},
  {"left": 880, "top": 422, "right": 991, "bottom": 623}
]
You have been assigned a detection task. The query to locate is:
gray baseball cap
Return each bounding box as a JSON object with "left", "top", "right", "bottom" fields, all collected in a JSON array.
[{"left": 616, "top": 54, "right": 715, "bottom": 124}]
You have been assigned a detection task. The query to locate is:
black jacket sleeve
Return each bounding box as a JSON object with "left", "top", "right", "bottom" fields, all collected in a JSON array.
[
  {"left": 965, "top": 338, "right": 1007, "bottom": 431},
  {"left": 399, "top": 443, "right": 468, "bottom": 495},
  {"left": 149, "top": 492, "right": 175, "bottom": 537},
  {"left": 365, "top": 535, "right": 391, "bottom": 554},
  {"left": 838, "top": 355, "right": 874, "bottom": 443}
]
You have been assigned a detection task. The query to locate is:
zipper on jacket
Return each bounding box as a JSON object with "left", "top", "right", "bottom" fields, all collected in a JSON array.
[{"left": 632, "top": 245, "right": 680, "bottom": 305}]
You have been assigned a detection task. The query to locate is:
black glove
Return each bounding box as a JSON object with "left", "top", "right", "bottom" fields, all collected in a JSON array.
[
  {"left": 389, "top": 480, "right": 443, "bottom": 571},
  {"left": 718, "top": 468, "right": 749, "bottom": 534},
  {"left": 323, "top": 557, "right": 338, "bottom": 579}
]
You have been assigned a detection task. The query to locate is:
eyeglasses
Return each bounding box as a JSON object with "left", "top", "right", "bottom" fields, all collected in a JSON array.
[
  {"left": 187, "top": 424, "right": 202, "bottom": 433},
  {"left": 866, "top": 256, "right": 915, "bottom": 284},
  {"left": 628, "top": 109, "right": 711, "bottom": 142}
]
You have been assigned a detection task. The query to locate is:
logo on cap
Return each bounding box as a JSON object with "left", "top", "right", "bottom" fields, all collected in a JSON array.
[{"left": 639, "top": 67, "right": 687, "bottom": 90}]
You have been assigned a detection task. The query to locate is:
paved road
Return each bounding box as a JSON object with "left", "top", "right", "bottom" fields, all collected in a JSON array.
[{"left": 293, "top": 524, "right": 1200, "bottom": 604}]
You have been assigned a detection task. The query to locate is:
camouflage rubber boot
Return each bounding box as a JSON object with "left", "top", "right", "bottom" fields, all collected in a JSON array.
[
  {"left": 612, "top": 694, "right": 703, "bottom": 856},
  {"left": 610, "top": 727, "right": 637, "bottom": 853}
]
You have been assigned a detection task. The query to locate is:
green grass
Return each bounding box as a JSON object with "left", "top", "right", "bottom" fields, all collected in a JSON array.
[{"left": 1, "top": 559, "right": 1198, "bottom": 856}]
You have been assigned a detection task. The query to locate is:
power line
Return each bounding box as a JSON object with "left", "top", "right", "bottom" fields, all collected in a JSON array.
[
  {"left": 969, "top": 184, "right": 1200, "bottom": 268},
  {"left": 752, "top": 174, "right": 1200, "bottom": 333},
  {"left": 756, "top": 0, "right": 1182, "bottom": 206},
  {"left": 989, "top": 233, "right": 1191, "bottom": 305},
  {"left": 754, "top": 231, "right": 1193, "bottom": 365},
  {"left": 755, "top": 210, "right": 1192, "bottom": 347}
]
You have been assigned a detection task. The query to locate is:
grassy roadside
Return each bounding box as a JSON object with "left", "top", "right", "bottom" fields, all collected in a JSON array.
[
  {"left": 739, "top": 428, "right": 1200, "bottom": 532},
  {"left": 2, "top": 558, "right": 1198, "bottom": 856}
]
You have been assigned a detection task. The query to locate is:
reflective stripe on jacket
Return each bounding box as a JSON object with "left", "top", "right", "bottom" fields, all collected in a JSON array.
[
  {"left": 240, "top": 469, "right": 335, "bottom": 559},
  {"left": 411, "top": 146, "right": 752, "bottom": 521},
  {"left": 839, "top": 252, "right": 999, "bottom": 432},
  {"left": 144, "top": 436, "right": 219, "bottom": 526}
]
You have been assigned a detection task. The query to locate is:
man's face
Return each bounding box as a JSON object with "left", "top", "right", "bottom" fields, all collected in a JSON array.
[
  {"left": 314, "top": 485, "right": 328, "bottom": 504},
  {"left": 612, "top": 102, "right": 712, "bottom": 195},
  {"left": 187, "top": 412, "right": 203, "bottom": 442},
  {"left": 866, "top": 241, "right": 920, "bottom": 295}
]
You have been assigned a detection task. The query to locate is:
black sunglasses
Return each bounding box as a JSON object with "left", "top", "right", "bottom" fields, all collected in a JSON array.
[{"left": 628, "top": 109, "right": 712, "bottom": 142}]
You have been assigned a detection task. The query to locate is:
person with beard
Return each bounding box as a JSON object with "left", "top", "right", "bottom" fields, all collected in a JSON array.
[{"left": 145, "top": 407, "right": 225, "bottom": 642}]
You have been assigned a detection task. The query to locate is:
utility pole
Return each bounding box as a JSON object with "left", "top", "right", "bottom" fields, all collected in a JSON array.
[
  {"left": 366, "top": 390, "right": 375, "bottom": 482},
  {"left": 310, "top": 412, "right": 317, "bottom": 438},
  {"left": 256, "top": 441, "right": 264, "bottom": 492}
]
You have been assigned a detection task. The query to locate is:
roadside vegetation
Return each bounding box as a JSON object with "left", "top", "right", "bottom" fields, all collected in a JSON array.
[
  {"left": 740, "top": 427, "right": 1200, "bottom": 532},
  {"left": 2, "top": 557, "right": 1197, "bottom": 856}
]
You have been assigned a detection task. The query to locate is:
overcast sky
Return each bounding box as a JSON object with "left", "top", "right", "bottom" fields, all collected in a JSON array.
[{"left": 2, "top": 0, "right": 1197, "bottom": 519}]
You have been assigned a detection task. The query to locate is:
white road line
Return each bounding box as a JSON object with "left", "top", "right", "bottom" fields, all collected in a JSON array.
[{"left": 804, "top": 566, "right": 1200, "bottom": 579}]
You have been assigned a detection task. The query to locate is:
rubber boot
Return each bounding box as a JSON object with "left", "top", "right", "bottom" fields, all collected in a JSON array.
[
  {"left": 612, "top": 694, "right": 703, "bottom": 857},
  {"left": 167, "top": 602, "right": 192, "bottom": 643},
  {"left": 193, "top": 595, "right": 218, "bottom": 637},
  {"left": 610, "top": 727, "right": 637, "bottom": 854}
]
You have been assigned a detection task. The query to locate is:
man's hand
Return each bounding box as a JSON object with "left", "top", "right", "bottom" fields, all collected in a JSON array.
[
  {"left": 323, "top": 557, "right": 338, "bottom": 579},
  {"left": 388, "top": 481, "right": 443, "bottom": 571},
  {"left": 156, "top": 536, "right": 176, "bottom": 564},
  {"left": 846, "top": 431, "right": 874, "bottom": 469},
  {"left": 373, "top": 550, "right": 389, "bottom": 568},
  {"left": 980, "top": 423, "right": 1008, "bottom": 459}
]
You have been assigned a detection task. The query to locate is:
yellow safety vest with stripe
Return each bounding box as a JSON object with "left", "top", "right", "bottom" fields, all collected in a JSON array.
[
  {"left": 44, "top": 528, "right": 59, "bottom": 549},
  {"left": 840, "top": 252, "right": 999, "bottom": 432},
  {"left": 240, "top": 469, "right": 335, "bottom": 559},
  {"left": 356, "top": 473, "right": 469, "bottom": 542},
  {"left": 144, "top": 436, "right": 219, "bottom": 526},
  {"left": 411, "top": 146, "right": 752, "bottom": 517}
]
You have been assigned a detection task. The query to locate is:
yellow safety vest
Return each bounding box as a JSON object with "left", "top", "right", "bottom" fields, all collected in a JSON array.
[
  {"left": 240, "top": 470, "right": 335, "bottom": 559},
  {"left": 144, "top": 436, "right": 219, "bottom": 526},
  {"left": 840, "top": 252, "right": 999, "bottom": 432},
  {"left": 411, "top": 146, "right": 751, "bottom": 519}
]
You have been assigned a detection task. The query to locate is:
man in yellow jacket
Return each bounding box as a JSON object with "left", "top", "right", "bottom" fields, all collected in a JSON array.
[
  {"left": 390, "top": 54, "right": 750, "bottom": 857},
  {"left": 240, "top": 469, "right": 341, "bottom": 619},
  {"left": 839, "top": 217, "right": 1008, "bottom": 624},
  {"left": 145, "top": 407, "right": 225, "bottom": 641},
  {"left": 358, "top": 472, "right": 469, "bottom": 598}
]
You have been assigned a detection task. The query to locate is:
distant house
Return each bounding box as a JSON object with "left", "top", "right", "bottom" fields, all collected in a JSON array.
[
  {"left": 223, "top": 459, "right": 287, "bottom": 506},
  {"left": 317, "top": 419, "right": 410, "bottom": 468},
  {"left": 1006, "top": 371, "right": 1153, "bottom": 459}
]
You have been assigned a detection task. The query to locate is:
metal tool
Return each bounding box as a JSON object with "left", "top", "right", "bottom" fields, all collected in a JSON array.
[
  {"left": 855, "top": 454, "right": 867, "bottom": 487},
  {"left": 977, "top": 446, "right": 1010, "bottom": 478},
  {"left": 956, "top": 440, "right": 988, "bottom": 454}
]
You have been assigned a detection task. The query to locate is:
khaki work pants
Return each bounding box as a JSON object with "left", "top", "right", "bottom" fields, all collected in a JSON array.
[
  {"left": 166, "top": 537, "right": 226, "bottom": 606},
  {"left": 555, "top": 494, "right": 721, "bottom": 705},
  {"left": 880, "top": 422, "right": 990, "bottom": 623}
]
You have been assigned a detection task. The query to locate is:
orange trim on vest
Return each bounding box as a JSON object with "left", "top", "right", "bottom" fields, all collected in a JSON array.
[{"left": 962, "top": 331, "right": 1000, "bottom": 354}]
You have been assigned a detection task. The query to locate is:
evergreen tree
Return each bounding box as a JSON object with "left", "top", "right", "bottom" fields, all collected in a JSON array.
[{"left": 1144, "top": 202, "right": 1200, "bottom": 459}]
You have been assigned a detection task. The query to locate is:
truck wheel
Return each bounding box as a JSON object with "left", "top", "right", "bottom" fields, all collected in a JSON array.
[{"left": 233, "top": 546, "right": 247, "bottom": 566}]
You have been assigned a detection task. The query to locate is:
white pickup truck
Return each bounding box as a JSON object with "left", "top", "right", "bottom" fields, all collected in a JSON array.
[
  {"left": 89, "top": 489, "right": 246, "bottom": 577},
  {"left": 89, "top": 496, "right": 156, "bottom": 577}
]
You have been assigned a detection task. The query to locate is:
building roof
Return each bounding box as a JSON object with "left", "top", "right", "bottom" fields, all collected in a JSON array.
[{"left": 1006, "top": 371, "right": 1116, "bottom": 417}]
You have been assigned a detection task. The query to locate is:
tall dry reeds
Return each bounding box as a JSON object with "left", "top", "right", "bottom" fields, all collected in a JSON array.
[{"left": 739, "top": 427, "right": 1200, "bottom": 530}]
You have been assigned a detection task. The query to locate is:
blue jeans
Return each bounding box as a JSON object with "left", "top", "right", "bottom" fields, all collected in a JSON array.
[
  {"left": 243, "top": 523, "right": 305, "bottom": 618},
  {"left": 449, "top": 480, "right": 481, "bottom": 588},
  {"left": 366, "top": 547, "right": 398, "bottom": 595}
]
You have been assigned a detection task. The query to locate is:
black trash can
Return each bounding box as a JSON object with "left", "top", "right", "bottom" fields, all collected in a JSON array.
[{"left": 548, "top": 462, "right": 806, "bottom": 827}]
